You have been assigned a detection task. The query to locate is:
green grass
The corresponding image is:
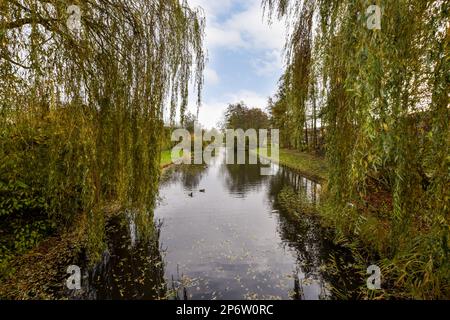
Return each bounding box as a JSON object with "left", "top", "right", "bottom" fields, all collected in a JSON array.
[
  {"left": 160, "top": 149, "right": 186, "bottom": 168},
  {"left": 257, "top": 148, "right": 328, "bottom": 182},
  {"left": 160, "top": 150, "right": 173, "bottom": 168}
]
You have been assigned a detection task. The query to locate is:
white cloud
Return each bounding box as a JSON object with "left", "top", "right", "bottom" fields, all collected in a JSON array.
[
  {"left": 225, "top": 90, "right": 269, "bottom": 109},
  {"left": 220, "top": 2, "right": 285, "bottom": 51},
  {"left": 207, "top": 25, "right": 244, "bottom": 49},
  {"left": 184, "top": 0, "right": 286, "bottom": 130},
  {"left": 188, "top": 0, "right": 286, "bottom": 52},
  {"left": 251, "top": 49, "right": 284, "bottom": 76},
  {"left": 204, "top": 67, "right": 220, "bottom": 85},
  {"left": 196, "top": 101, "right": 228, "bottom": 129},
  {"left": 187, "top": 0, "right": 235, "bottom": 18}
]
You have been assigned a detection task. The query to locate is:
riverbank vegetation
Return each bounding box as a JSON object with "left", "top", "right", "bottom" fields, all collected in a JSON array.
[
  {"left": 0, "top": 0, "right": 205, "bottom": 292},
  {"left": 258, "top": 148, "right": 327, "bottom": 182},
  {"left": 264, "top": 0, "right": 449, "bottom": 298},
  {"left": 0, "top": 0, "right": 448, "bottom": 301}
]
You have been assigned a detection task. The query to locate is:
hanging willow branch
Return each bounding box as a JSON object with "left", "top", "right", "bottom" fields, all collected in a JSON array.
[
  {"left": 264, "top": 0, "right": 449, "bottom": 298},
  {"left": 0, "top": 0, "right": 205, "bottom": 260}
]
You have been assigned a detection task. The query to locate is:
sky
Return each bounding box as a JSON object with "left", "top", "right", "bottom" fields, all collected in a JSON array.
[{"left": 184, "top": 0, "right": 287, "bottom": 129}]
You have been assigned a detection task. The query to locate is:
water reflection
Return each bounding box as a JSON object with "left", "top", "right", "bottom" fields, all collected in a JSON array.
[
  {"left": 161, "top": 164, "right": 208, "bottom": 191},
  {"left": 155, "top": 149, "right": 354, "bottom": 300},
  {"left": 78, "top": 214, "right": 167, "bottom": 300},
  {"left": 220, "top": 162, "right": 269, "bottom": 197},
  {"left": 74, "top": 148, "right": 355, "bottom": 300},
  {"left": 268, "top": 165, "right": 321, "bottom": 203}
]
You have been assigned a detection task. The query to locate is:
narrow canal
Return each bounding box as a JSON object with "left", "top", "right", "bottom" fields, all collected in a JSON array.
[{"left": 79, "top": 149, "right": 356, "bottom": 300}]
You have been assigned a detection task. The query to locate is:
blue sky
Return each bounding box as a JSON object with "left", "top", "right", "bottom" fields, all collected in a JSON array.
[{"left": 185, "top": 0, "right": 287, "bottom": 129}]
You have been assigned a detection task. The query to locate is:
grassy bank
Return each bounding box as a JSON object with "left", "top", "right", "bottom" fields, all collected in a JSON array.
[
  {"left": 160, "top": 150, "right": 174, "bottom": 168},
  {"left": 160, "top": 149, "right": 187, "bottom": 169},
  {"left": 257, "top": 148, "right": 328, "bottom": 182},
  {"left": 259, "top": 148, "right": 449, "bottom": 299}
]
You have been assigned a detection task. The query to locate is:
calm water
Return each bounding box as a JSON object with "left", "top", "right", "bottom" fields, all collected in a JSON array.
[
  {"left": 154, "top": 149, "right": 343, "bottom": 300},
  {"left": 77, "top": 149, "right": 355, "bottom": 300}
]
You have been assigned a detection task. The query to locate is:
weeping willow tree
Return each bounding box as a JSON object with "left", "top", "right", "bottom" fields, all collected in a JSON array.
[
  {"left": 266, "top": 0, "right": 315, "bottom": 150},
  {"left": 264, "top": 0, "right": 449, "bottom": 298},
  {"left": 0, "top": 0, "right": 204, "bottom": 264}
]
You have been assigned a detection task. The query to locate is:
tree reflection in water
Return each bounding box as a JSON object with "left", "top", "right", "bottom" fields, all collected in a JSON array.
[
  {"left": 161, "top": 164, "right": 208, "bottom": 191},
  {"left": 78, "top": 213, "right": 167, "bottom": 300},
  {"left": 75, "top": 149, "right": 359, "bottom": 300}
]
